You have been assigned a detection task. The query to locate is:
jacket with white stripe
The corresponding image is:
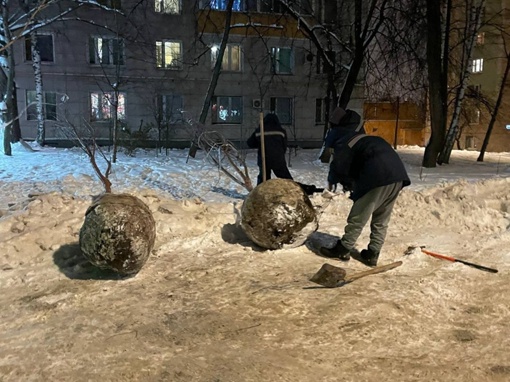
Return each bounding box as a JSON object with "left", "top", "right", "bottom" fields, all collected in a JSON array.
[{"left": 247, "top": 121, "right": 288, "bottom": 165}]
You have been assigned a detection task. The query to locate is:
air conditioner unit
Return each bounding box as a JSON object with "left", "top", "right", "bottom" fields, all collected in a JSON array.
[{"left": 252, "top": 99, "right": 263, "bottom": 109}]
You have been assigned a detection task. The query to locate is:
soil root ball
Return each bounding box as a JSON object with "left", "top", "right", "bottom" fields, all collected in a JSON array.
[
  {"left": 79, "top": 193, "right": 156, "bottom": 275},
  {"left": 241, "top": 179, "right": 318, "bottom": 249}
]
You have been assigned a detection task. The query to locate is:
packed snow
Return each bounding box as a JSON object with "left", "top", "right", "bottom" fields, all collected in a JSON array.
[{"left": 1, "top": 141, "right": 510, "bottom": 381}]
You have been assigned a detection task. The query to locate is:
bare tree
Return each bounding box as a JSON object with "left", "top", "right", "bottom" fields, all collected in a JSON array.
[
  {"left": 478, "top": 37, "right": 510, "bottom": 161},
  {"left": 438, "top": 0, "right": 486, "bottom": 164}
]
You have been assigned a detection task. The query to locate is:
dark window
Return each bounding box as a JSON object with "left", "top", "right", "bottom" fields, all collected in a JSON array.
[
  {"left": 260, "top": 0, "right": 282, "bottom": 13},
  {"left": 98, "top": 0, "right": 122, "bottom": 9},
  {"left": 271, "top": 47, "right": 293, "bottom": 74},
  {"left": 315, "top": 98, "right": 326, "bottom": 124},
  {"left": 270, "top": 97, "right": 293, "bottom": 125},
  {"left": 157, "top": 94, "right": 183, "bottom": 124},
  {"left": 317, "top": 51, "right": 336, "bottom": 74},
  {"left": 25, "top": 35, "right": 54, "bottom": 62}
]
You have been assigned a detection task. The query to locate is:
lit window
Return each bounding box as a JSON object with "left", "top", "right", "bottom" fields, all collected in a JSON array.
[
  {"left": 157, "top": 94, "right": 183, "bottom": 124},
  {"left": 156, "top": 41, "right": 182, "bottom": 69},
  {"left": 270, "top": 97, "right": 293, "bottom": 125},
  {"left": 155, "top": 0, "right": 180, "bottom": 13},
  {"left": 471, "top": 58, "right": 483, "bottom": 73},
  {"left": 476, "top": 32, "right": 485, "bottom": 45},
  {"left": 90, "top": 92, "right": 126, "bottom": 121},
  {"left": 211, "top": 44, "right": 242, "bottom": 71},
  {"left": 89, "top": 37, "right": 124, "bottom": 65},
  {"left": 26, "top": 91, "right": 57, "bottom": 121},
  {"left": 25, "top": 34, "right": 54, "bottom": 62},
  {"left": 271, "top": 47, "right": 294, "bottom": 74},
  {"left": 211, "top": 96, "right": 243, "bottom": 124},
  {"left": 200, "top": 0, "right": 244, "bottom": 11}
]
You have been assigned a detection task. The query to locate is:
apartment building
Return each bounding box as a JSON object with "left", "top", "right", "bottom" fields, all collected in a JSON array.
[
  {"left": 13, "top": 0, "right": 362, "bottom": 149},
  {"left": 461, "top": 0, "right": 510, "bottom": 152}
]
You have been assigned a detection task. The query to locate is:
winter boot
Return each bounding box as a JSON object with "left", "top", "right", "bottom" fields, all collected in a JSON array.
[
  {"left": 319, "top": 240, "right": 351, "bottom": 261},
  {"left": 360, "top": 248, "right": 379, "bottom": 267}
]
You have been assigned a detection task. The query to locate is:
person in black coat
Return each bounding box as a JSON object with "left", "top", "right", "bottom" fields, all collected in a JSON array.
[
  {"left": 319, "top": 107, "right": 411, "bottom": 266},
  {"left": 247, "top": 113, "right": 293, "bottom": 185}
]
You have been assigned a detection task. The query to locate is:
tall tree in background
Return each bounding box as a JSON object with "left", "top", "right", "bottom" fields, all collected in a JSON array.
[
  {"left": 423, "top": 0, "right": 450, "bottom": 168},
  {"left": 438, "top": 0, "right": 486, "bottom": 164},
  {"left": 279, "top": 0, "right": 390, "bottom": 138},
  {"left": 198, "top": 0, "right": 235, "bottom": 125}
]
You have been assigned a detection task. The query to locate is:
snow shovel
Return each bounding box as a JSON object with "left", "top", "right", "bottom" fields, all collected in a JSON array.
[{"left": 310, "top": 261, "right": 403, "bottom": 288}]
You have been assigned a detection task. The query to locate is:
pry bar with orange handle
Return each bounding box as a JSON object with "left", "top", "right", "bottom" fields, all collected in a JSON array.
[{"left": 420, "top": 247, "right": 498, "bottom": 274}]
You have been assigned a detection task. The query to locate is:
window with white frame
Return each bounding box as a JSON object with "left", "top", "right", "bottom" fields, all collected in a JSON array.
[
  {"left": 26, "top": 91, "right": 57, "bottom": 121},
  {"left": 89, "top": 37, "right": 124, "bottom": 65},
  {"left": 211, "top": 44, "right": 242, "bottom": 71},
  {"left": 471, "top": 58, "right": 483, "bottom": 73},
  {"left": 155, "top": 0, "right": 180, "bottom": 13},
  {"left": 90, "top": 92, "right": 126, "bottom": 121},
  {"left": 270, "top": 97, "right": 293, "bottom": 125},
  {"left": 271, "top": 47, "right": 293, "bottom": 74},
  {"left": 25, "top": 34, "right": 54, "bottom": 62},
  {"left": 211, "top": 96, "right": 243, "bottom": 124},
  {"left": 157, "top": 94, "right": 183, "bottom": 124},
  {"left": 156, "top": 41, "right": 182, "bottom": 69}
]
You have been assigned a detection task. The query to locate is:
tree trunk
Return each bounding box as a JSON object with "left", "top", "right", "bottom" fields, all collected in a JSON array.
[
  {"left": 198, "top": 0, "right": 235, "bottom": 125},
  {"left": 112, "top": 89, "right": 119, "bottom": 163},
  {"left": 439, "top": 0, "right": 485, "bottom": 164},
  {"left": 30, "top": 32, "right": 46, "bottom": 146},
  {"left": 1, "top": 5, "right": 14, "bottom": 155},
  {"left": 423, "top": 0, "right": 448, "bottom": 168},
  {"left": 478, "top": 51, "right": 510, "bottom": 161},
  {"left": 11, "top": 85, "right": 22, "bottom": 142}
]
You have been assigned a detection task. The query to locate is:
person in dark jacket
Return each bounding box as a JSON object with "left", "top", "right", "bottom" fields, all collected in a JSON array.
[
  {"left": 247, "top": 113, "right": 293, "bottom": 185},
  {"left": 319, "top": 107, "right": 411, "bottom": 267}
]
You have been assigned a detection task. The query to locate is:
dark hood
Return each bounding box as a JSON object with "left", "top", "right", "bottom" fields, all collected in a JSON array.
[{"left": 323, "top": 110, "right": 365, "bottom": 148}]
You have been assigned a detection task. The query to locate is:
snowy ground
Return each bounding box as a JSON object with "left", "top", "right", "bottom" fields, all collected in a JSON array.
[{"left": 1, "top": 142, "right": 510, "bottom": 381}]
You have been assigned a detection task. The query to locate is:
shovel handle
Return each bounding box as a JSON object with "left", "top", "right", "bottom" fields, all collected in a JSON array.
[
  {"left": 421, "top": 248, "right": 498, "bottom": 273},
  {"left": 342, "top": 261, "right": 403, "bottom": 284}
]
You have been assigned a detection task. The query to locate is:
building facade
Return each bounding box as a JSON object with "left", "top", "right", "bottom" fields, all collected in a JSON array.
[
  {"left": 14, "top": 0, "right": 363, "bottom": 149},
  {"left": 460, "top": 0, "right": 510, "bottom": 152}
]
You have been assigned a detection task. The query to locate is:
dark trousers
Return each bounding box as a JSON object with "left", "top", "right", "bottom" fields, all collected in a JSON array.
[{"left": 257, "top": 160, "right": 293, "bottom": 185}]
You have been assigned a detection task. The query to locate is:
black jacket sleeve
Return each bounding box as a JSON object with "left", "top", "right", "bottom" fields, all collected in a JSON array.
[{"left": 246, "top": 129, "right": 259, "bottom": 148}]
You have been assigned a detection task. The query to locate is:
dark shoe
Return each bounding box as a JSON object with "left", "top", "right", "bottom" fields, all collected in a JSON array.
[
  {"left": 360, "top": 249, "right": 379, "bottom": 267},
  {"left": 319, "top": 240, "right": 351, "bottom": 261}
]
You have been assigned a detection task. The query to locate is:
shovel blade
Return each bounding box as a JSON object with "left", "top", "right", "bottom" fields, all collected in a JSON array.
[{"left": 310, "top": 263, "right": 347, "bottom": 288}]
